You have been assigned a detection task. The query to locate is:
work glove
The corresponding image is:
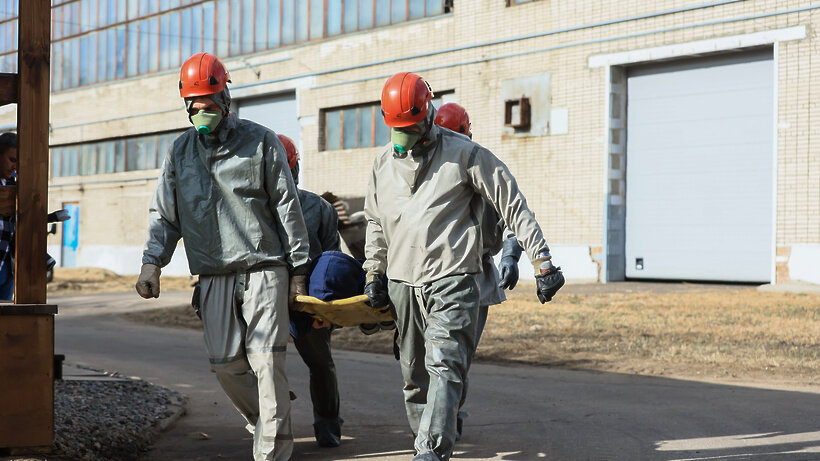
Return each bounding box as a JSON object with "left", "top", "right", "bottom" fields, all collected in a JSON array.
[
  {"left": 364, "top": 271, "right": 390, "bottom": 313},
  {"left": 532, "top": 253, "right": 564, "bottom": 304},
  {"left": 289, "top": 274, "right": 308, "bottom": 307},
  {"left": 135, "top": 264, "right": 161, "bottom": 299},
  {"left": 498, "top": 237, "right": 523, "bottom": 290}
]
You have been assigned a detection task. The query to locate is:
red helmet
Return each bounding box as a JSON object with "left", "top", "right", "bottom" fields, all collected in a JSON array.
[
  {"left": 380, "top": 72, "right": 433, "bottom": 128},
  {"left": 179, "top": 52, "right": 231, "bottom": 98},
  {"left": 277, "top": 134, "right": 299, "bottom": 170},
  {"left": 435, "top": 102, "right": 471, "bottom": 137}
]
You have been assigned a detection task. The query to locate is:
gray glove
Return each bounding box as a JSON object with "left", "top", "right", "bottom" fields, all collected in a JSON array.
[
  {"left": 135, "top": 264, "right": 161, "bottom": 299},
  {"left": 497, "top": 237, "right": 523, "bottom": 290}
]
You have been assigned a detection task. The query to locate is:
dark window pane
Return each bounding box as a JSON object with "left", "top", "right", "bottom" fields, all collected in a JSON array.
[
  {"left": 181, "top": 8, "right": 194, "bottom": 60},
  {"left": 202, "top": 2, "right": 215, "bottom": 53},
  {"left": 51, "top": 148, "right": 61, "bottom": 178},
  {"left": 358, "top": 106, "right": 372, "bottom": 148},
  {"left": 190, "top": 6, "right": 202, "bottom": 55},
  {"left": 281, "top": 0, "right": 294, "bottom": 44},
  {"left": 107, "top": 0, "right": 117, "bottom": 25},
  {"left": 310, "top": 0, "right": 323, "bottom": 40},
  {"left": 139, "top": 20, "right": 150, "bottom": 73},
  {"left": 295, "top": 0, "right": 308, "bottom": 42},
  {"left": 159, "top": 14, "right": 171, "bottom": 70},
  {"left": 375, "top": 108, "right": 389, "bottom": 146},
  {"left": 68, "top": 147, "right": 78, "bottom": 177},
  {"left": 128, "top": 0, "right": 139, "bottom": 19},
  {"left": 267, "top": 0, "right": 281, "bottom": 48},
  {"left": 426, "top": 0, "right": 442, "bottom": 15},
  {"left": 60, "top": 148, "right": 70, "bottom": 177},
  {"left": 144, "top": 136, "right": 158, "bottom": 169},
  {"left": 358, "top": 0, "right": 373, "bottom": 29},
  {"left": 230, "top": 0, "right": 241, "bottom": 54},
  {"left": 216, "top": 1, "right": 229, "bottom": 56},
  {"left": 343, "top": 109, "right": 357, "bottom": 149},
  {"left": 325, "top": 110, "right": 340, "bottom": 150},
  {"left": 169, "top": 12, "right": 181, "bottom": 67},
  {"left": 117, "top": 0, "right": 126, "bottom": 22},
  {"left": 116, "top": 26, "right": 126, "bottom": 79},
  {"left": 107, "top": 28, "right": 117, "bottom": 80},
  {"left": 343, "top": 0, "right": 356, "bottom": 32},
  {"left": 409, "top": 0, "right": 424, "bottom": 19},
  {"left": 149, "top": 17, "right": 159, "bottom": 72},
  {"left": 81, "top": 144, "right": 96, "bottom": 175},
  {"left": 127, "top": 22, "right": 138, "bottom": 76},
  {"left": 79, "top": 35, "right": 90, "bottom": 85},
  {"left": 241, "top": 0, "right": 254, "bottom": 53},
  {"left": 71, "top": 38, "right": 80, "bottom": 87},
  {"left": 255, "top": 0, "right": 268, "bottom": 51},
  {"left": 391, "top": 0, "right": 404, "bottom": 23},
  {"left": 126, "top": 138, "right": 138, "bottom": 171},
  {"left": 375, "top": 0, "right": 389, "bottom": 26},
  {"left": 87, "top": 35, "right": 97, "bottom": 83},
  {"left": 114, "top": 140, "right": 126, "bottom": 172},
  {"left": 139, "top": 0, "right": 150, "bottom": 16},
  {"left": 157, "top": 134, "right": 170, "bottom": 166},
  {"left": 327, "top": 0, "right": 341, "bottom": 36},
  {"left": 81, "top": 0, "right": 93, "bottom": 32}
]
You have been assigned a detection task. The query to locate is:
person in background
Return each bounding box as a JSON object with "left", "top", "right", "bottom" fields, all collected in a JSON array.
[
  {"left": 0, "top": 132, "right": 17, "bottom": 301},
  {"left": 278, "top": 134, "right": 345, "bottom": 448}
]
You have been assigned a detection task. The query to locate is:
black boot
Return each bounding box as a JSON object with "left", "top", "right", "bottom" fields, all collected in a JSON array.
[{"left": 314, "top": 417, "right": 342, "bottom": 448}]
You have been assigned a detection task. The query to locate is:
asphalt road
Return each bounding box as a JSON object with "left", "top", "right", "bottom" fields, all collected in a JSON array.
[{"left": 51, "top": 290, "right": 820, "bottom": 461}]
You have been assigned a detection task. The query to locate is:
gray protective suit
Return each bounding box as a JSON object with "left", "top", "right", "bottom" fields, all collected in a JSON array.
[
  {"left": 364, "top": 107, "right": 551, "bottom": 461},
  {"left": 143, "top": 110, "right": 308, "bottom": 461},
  {"left": 292, "top": 189, "right": 344, "bottom": 444}
]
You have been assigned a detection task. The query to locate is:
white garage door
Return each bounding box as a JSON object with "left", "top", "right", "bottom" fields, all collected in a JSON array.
[
  {"left": 625, "top": 49, "right": 774, "bottom": 282},
  {"left": 236, "top": 92, "right": 299, "bottom": 145}
]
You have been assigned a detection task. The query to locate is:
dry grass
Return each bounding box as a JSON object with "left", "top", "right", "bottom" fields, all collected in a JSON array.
[
  {"left": 48, "top": 267, "right": 196, "bottom": 295},
  {"left": 114, "top": 276, "right": 820, "bottom": 387}
]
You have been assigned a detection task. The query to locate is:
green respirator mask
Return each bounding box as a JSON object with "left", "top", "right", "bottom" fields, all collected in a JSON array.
[
  {"left": 391, "top": 128, "right": 422, "bottom": 154},
  {"left": 191, "top": 110, "right": 223, "bottom": 135}
]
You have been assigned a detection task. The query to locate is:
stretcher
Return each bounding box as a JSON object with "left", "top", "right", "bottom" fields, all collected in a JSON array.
[{"left": 293, "top": 294, "right": 393, "bottom": 327}]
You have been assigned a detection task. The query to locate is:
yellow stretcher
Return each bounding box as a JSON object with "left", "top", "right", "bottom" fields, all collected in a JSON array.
[{"left": 293, "top": 294, "right": 393, "bottom": 327}]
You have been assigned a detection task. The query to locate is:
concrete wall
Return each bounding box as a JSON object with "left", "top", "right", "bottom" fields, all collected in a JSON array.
[{"left": 1, "top": 0, "right": 817, "bottom": 281}]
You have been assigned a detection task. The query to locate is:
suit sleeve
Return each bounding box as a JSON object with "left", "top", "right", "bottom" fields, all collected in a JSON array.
[
  {"left": 465, "top": 145, "right": 551, "bottom": 261},
  {"left": 142, "top": 147, "right": 183, "bottom": 267},
  {"left": 265, "top": 132, "right": 311, "bottom": 270},
  {"left": 362, "top": 164, "right": 388, "bottom": 275}
]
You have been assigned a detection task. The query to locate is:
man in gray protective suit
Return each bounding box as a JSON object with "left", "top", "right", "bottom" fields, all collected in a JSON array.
[
  {"left": 135, "top": 52, "right": 308, "bottom": 461},
  {"left": 433, "top": 102, "right": 524, "bottom": 439},
  {"left": 363, "top": 72, "right": 565, "bottom": 461},
  {"left": 277, "top": 133, "right": 345, "bottom": 448}
]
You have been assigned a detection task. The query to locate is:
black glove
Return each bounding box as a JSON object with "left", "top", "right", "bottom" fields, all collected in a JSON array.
[
  {"left": 497, "top": 237, "right": 523, "bottom": 290},
  {"left": 364, "top": 271, "right": 390, "bottom": 313},
  {"left": 535, "top": 263, "right": 565, "bottom": 304},
  {"left": 191, "top": 281, "right": 202, "bottom": 320}
]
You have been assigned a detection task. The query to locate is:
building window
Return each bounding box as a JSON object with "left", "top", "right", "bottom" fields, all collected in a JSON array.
[
  {"left": 506, "top": 0, "right": 538, "bottom": 5},
  {"left": 0, "top": 0, "right": 450, "bottom": 92},
  {"left": 321, "top": 94, "right": 447, "bottom": 151},
  {"left": 50, "top": 131, "right": 183, "bottom": 178}
]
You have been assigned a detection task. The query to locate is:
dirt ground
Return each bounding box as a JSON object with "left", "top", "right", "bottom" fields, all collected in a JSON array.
[{"left": 52, "top": 268, "right": 820, "bottom": 390}]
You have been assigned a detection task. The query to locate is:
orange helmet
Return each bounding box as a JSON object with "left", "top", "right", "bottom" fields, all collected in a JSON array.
[
  {"left": 435, "top": 102, "right": 471, "bottom": 137},
  {"left": 277, "top": 134, "right": 299, "bottom": 170},
  {"left": 179, "top": 52, "right": 231, "bottom": 98},
  {"left": 380, "top": 72, "right": 433, "bottom": 128}
]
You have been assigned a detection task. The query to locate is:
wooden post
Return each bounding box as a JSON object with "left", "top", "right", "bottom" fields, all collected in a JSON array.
[
  {"left": 0, "top": 0, "right": 55, "bottom": 449},
  {"left": 15, "top": 0, "right": 50, "bottom": 304}
]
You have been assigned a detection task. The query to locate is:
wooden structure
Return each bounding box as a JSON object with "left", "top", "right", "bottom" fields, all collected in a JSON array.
[{"left": 0, "top": 0, "right": 56, "bottom": 448}]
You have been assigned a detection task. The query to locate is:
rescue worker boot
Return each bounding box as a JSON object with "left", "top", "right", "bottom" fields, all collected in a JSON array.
[
  {"left": 314, "top": 417, "right": 342, "bottom": 447},
  {"left": 413, "top": 452, "right": 441, "bottom": 461}
]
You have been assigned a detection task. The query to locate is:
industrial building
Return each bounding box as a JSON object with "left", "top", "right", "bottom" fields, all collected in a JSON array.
[{"left": 0, "top": 0, "right": 817, "bottom": 284}]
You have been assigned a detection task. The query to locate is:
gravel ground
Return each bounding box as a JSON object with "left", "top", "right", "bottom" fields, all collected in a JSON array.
[{"left": 2, "top": 373, "right": 186, "bottom": 461}]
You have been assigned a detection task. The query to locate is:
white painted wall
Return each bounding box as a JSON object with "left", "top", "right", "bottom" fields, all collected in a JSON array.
[
  {"left": 49, "top": 244, "right": 192, "bottom": 276},
  {"left": 788, "top": 244, "right": 820, "bottom": 285},
  {"left": 495, "top": 244, "right": 599, "bottom": 284}
]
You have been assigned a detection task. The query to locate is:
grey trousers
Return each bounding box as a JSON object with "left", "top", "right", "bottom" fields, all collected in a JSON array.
[
  {"left": 200, "top": 266, "right": 293, "bottom": 461},
  {"left": 388, "top": 274, "right": 479, "bottom": 461}
]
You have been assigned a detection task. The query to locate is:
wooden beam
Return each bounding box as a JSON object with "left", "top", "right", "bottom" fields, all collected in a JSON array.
[
  {"left": 0, "top": 185, "right": 16, "bottom": 217},
  {"left": 0, "top": 314, "right": 54, "bottom": 447},
  {"left": 15, "top": 0, "right": 51, "bottom": 305},
  {"left": 0, "top": 73, "right": 19, "bottom": 106}
]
